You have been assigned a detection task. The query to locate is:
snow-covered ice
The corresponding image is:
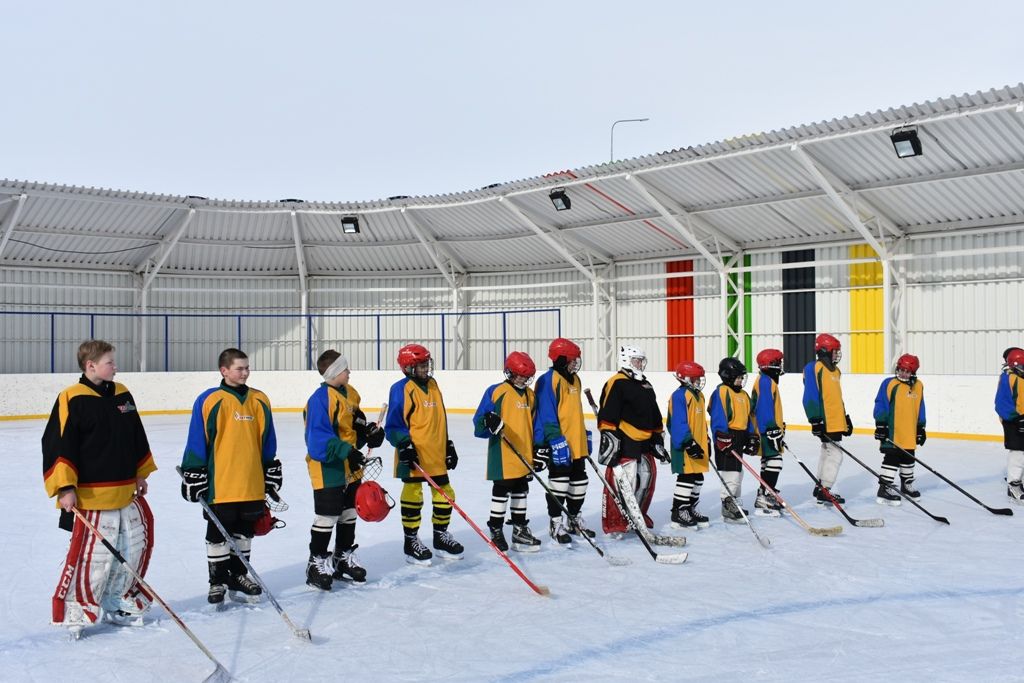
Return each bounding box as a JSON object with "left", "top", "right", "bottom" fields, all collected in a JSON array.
[{"left": 3, "top": 414, "right": 1023, "bottom": 682}]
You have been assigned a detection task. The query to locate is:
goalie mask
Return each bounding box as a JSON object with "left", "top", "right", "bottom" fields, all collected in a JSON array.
[
  {"left": 548, "top": 337, "right": 582, "bottom": 375},
  {"left": 619, "top": 345, "right": 648, "bottom": 380},
  {"left": 355, "top": 481, "right": 395, "bottom": 522},
  {"left": 718, "top": 357, "right": 747, "bottom": 389},
  {"left": 397, "top": 343, "right": 433, "bottom": 379},
  {"left": 895, "top": 353, "right": 920, "bottom": 384},
  {"left": 674, "top": 360, "right": 706, "bottom": 392},
  {"left": 504, "top": 351, "right": 536, "bottom": 388}
]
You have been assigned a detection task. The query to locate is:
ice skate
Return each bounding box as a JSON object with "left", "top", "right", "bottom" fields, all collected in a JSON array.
[
  {"left": 813, "top": 485, "right": 845, "bottom": 505},
  {"left": 900, "top": 478, "right": 921, "bottom": 499},
  {"left": 432, "top": 529, "right": 465, "bottom": 560},
  {"left": 105, "top": 609, "right": 144, "bottom": 627},
  {"left": 403, "top": 533, "right": 433, "bottom": 566},
  {"left": 566, "top": 514, "right": 596, "bottom": 539},
  {"left": 689, "top": 506, "right": 710, "bottom": 529},
  {"left": 511, "top": 521, "right": 541, "bottom": 553},
  {"left": 876, "top": 482, "right": 902, "bottom": 506},
  {"left": 487, "top": 520, "right": 509, "bottom": 552},
  {"left": 1008, "top": 480, "right": 1024, "bottom": 505},
  {"left": 754, "top": 489, "right": 783, "bottom": 517},
  {"left": 226, "top": 572, "right": 262, "bottom": 604},
  {"left": 305, "top": 553, "right": 334, "bottom": 591},
  {"left": 721, "top": 497, "right": 747, "bottom": 524},
  {"left": 548, "top": 517, "right": 572, "bottom": 547},
  {"left": 332, "top": 545, "right": 367, "bottom": 584},
  {"left": 670, "top": 505, "right": 697, "bottom": 529}
]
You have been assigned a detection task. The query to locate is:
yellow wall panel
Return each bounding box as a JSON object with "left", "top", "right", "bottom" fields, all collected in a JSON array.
[{"left": 849, "top": 245, "right": 883, "bottom": 373}]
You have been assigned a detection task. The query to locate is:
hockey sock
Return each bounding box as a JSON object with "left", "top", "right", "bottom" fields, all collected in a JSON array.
[
  {"left": 430, "top": 482, "right": 455, "bottom": 528},
  {"left": 673, "top": 476, "right": 694, "bottom": 511},
  {"left": 336, "top": 508, "right": 357, "bottom": 551},
  {"left": 510, "top": 479, "right": 529, "bottom": 525},
  {"left": 899, "top": 464, "right": 916, "bottom": 485},
  {"left": 567, "top": 476, "right": 588, "bottom": 516},
  {"left": 720, "top": 470, "right": 742, "bottom": 499},
  {"left": 309, "top": 514, "right": 337, "bottom": 556},
  {"left": 545, "top": 475, "right": 569, "bottom": 517},
  {"left": 229, "top": 535, "right": 252, "bottom": 575},
  {"left": 761, "top": 455, "right": 782, "bottom": 490},
  {"left": 207, "top": 541, "right": 230, "bottom": 582},
  {"left": 400, "top": 482, "right": 425, "bottom": 533},
  {"left": 1008, "top": 450, "right": 1024, "bottom": 483},
  {"left": 490, "top": 482, "right": 510, "bottom": 526},
  {"left": 817, "top": 442, "right": 843, "bottom": 489}
]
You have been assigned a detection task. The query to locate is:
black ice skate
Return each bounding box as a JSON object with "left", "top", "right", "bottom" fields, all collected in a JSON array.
[
  {"left": 566, "top": 514, "right": 596, "bottom": 539},
  {"left": 305, "top": 553, "right": 334, "bottom": 591},
  {"left": 813, "top": 485, "right": 845, "bottom": 505},
  {"left": 900, "top": 479, "right": 921, "bottom": 499},
  {"left": 332, "top": 545, "right": 367, "bottom": 584},
  {"left": 207, "top": 560, "right": 228, "bottom": 605},
  {"left": 226, "top": 572, "right": 263, "bottom": 604},
  {"left": 403, "top": 533, "right": 433, "bottom": 566},
  {"left": 754, "top": 489, "right": 783, "bottom": 517},
  {"left": 433, "top": 529, "right": 465, "bottom": 559},
  {"left": 689, "top": 505, "right": 710, "bottom": 529},
  {"left": 548, "top": 517, "right": 572, "bottom": 547},
  {"left": 511, "top": 522, "right": 542, "bottom": 553},
  {"left": 876, "top": 482, "right": 902, "bottom": 506},
  {"left": 721, "top": 497, "right": 748, "bottom": 524},
  {"left": 670, "top": 505, "right": 697, "bottom": 529},
  {"left": 487, "top": 520, "right": 509, "bottom": 552}
]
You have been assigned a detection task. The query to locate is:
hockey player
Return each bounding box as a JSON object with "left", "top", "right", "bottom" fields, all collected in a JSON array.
[
  {"left": 534, "top": 337, "right": 593, "bottom": 545},
  {"left": 303, "top": 350, "right": 386, "bottom": 590},
  {"left": 710, "top": 357, "right": 758, "bottom": 523},
  {"left": 385, "top": 344, "right": 463, "bottom": 565},
  {"left": 472, "top": 351, "right": 542, "bottom": 552},
  {"left": 181, "top": 348, "right": 280, "bottom": 605},
  {"left": 666, "top": 361, "right": 710, "bottom": 529},
  {"left": 802, "top": 333, "right": 853, "bottom": 504},
  {"left": 995, "top": 347, "right": 1024, "bottom": 504},
  {"left": 873, "top": 353, "right": 927, "bottom": 505},
  {"left": 597, "top": 346, "right": 670, "bottom": 535},
  {"left": 751, "top": 349, "right": 786, "bottom": 517},
  {"left": 42, "top": 340, "right": 157, "bottom": 636}
]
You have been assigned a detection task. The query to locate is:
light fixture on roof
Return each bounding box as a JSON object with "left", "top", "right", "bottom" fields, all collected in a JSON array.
[
  {"left": 889, "top": 127, "right": 923, "bottom": 159},
  {"left": 341, "top": 216, "right": 360, "bottom": 234},
  {"left": 549, "top": 188, "right": 571, "bottom": 211}
]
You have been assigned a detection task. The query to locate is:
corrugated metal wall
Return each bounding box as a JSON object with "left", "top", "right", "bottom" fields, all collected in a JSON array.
[{"left": 3, "top": 232, "right": 1023, "bottom": 375}]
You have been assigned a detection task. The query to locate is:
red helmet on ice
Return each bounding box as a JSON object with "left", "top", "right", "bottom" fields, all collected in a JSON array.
[
  {"left": 397, "top": 344, "right": 433, "bottom": 378},
  {"left": 548, "top": 337, "right": 581, "bottom": 363},
  {"left": 504, "top": 351, "right": 536, "bottom": 387},
  {"left": 1007, "top": 348, "right": 1024, "bottom": 376},
  {"left": 355, "top": 481, "right": 395, "bottom": 522},
  {"left": 674, "top": 360, "right": 706, "bottom": 391},
  {"left": 756, "top": 348, "right": 784, "bottom": 373}
]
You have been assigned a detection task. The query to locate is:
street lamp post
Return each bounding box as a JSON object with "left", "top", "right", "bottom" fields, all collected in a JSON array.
[{"left": 610, "top": 118, "right": 650, "bottom": 162}]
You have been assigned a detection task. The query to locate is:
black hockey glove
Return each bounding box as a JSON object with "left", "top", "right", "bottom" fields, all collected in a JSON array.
[
  {"left": 533, "top": 445, "right": 550, "bottom": 472},
  {"left": 714, "top": 431, "right": 734, "bottom": 453},
  {"left": 263, "top": 459, "right": 283, "bottom": 496},
  {"left": 180, "top": 467, "right": 209, "bottom": 502},
  {"left": 809, "top": 418, "right": 825, "bottom": 442},
  {"left": 365, "top": 422, "right": 385, "bottom": 449},
  {"left": 844, "top": 415, "right": 854, "bottom": 437},
  {"left": 649, "top": 434, "right": 670, "bottom": 463},
  {"left": 483, "top": 411, "right": 504, "bottom": 436},
  {"left": 874, "top": 422, "right": 889, "bottom": 442},
  {"left": 916, "top": 426, "right": 927, "bottom": 446},
  {"left": 765, "top": 426, "right": 785, "bottom": 453},
  {"left": 347, "top": 448, "right": 366, "bottom": 472},
  {"left": 352, "top": 408, "right": 369, "bottom": 448},
  {"left": 598, "top": 430, "right": 621, "bottom": 466},
  {"left": 742, "top": 434, "right": 760, "bottom": 456},
  {"left": 683, "top": 439, "right": 704, "bottom": 460},
  {"left": 445, "top": 440, "right": 459, "bottom": 470},
  {"left": 398, "top": 442, "right": 419, "bottom": 466},
  {"left": 1015, "top": 415, "right": 1024, "bottom": 434}
]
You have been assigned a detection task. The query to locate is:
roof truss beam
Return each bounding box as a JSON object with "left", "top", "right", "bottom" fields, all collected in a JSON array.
[
  {"left": 138, "top": 208, "right": 196, "bottom": 290},
  {"left": 0, "top": 193, "right": 27, "bottom": 261},
  {"left": 498, "top": 197, "right": 600, "bottom": 284},
  {"left": 400, "top": 208, "right": 463, "bottom": 288}
]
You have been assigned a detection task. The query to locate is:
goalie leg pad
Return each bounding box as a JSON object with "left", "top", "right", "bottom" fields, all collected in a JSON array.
[
  {"left": 636, "top": 454, "right": 657, "bottom": 524},
  {"left": 52, "top": 509, "right": 102, "bottom": 627},
  {"left": 601, "top": 466, "right": 630, "bottom": 534},
  {"left": 104, "top": 497, "right": 155, "bottom": 617}
]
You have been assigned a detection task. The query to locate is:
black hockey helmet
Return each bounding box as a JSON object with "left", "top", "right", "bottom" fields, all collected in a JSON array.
[{"left": 718, "top": 357, "right": 747, "bottom": 384}]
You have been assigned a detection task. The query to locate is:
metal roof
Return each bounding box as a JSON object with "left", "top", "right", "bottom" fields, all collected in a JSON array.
[{"left": 2, "top": 84, "right": 1023, "bottom": 279}]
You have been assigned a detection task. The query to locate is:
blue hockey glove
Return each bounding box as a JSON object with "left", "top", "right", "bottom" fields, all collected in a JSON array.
[{"left": 550, "top": 436, "right": 571, "bottom": 467}]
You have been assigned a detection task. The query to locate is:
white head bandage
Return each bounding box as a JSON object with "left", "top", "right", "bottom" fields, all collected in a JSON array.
[{"left": 321, "top": 355, "right": 349, "bottom": 381}]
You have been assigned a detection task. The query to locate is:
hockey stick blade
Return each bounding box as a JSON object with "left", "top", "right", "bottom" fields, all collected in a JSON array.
[
  {"left": 851, "top": 518, "right": 886, "bottom": 528},
  {"left": 808, "top": 525, "right": 844, "bottom": 537},
  {"left": 783, "top": 446, "right": 884, "bottom": 528},
  {"left": 203, "top": 664, "right": 233, "bottom": 683},
  {"left": 654, "top": 551, "right": 688, "bottom": 565}
]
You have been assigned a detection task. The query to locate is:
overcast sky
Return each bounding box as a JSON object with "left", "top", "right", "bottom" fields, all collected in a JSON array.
[{"left": 3, "top": 1, "right": 1022, "bottom": 203}]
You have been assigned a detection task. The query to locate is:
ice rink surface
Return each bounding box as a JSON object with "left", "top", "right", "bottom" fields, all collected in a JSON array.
[{"left": 3, "top": 413, "right": 1023, "bottom": 682}]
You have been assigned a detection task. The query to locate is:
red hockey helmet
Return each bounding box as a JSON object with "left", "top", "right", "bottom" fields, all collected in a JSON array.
[
  {"left": 253, "top": 504, "right": 285, "bottom": 536},
  {"left": 1007, "top": 348, "right": 1024, "bottom": 375},
  {"left": 355, "top": 481, "right": 395, "bottom": 522},
  {"left": 814, "top": 334, "right": 841, "bottom": 352},
  {"left": 548, "top": 337, "right": 581, "bottom": 363},
  {"left": 504, "top": 351, "right": 536, "bottom": 387},
  {"left": 674, "top": 360, "right": 706, "bottom": 391},
  {"left": 895, "top": 353, "right": 920, "bottom": 374},
  {"left": 397, "top": 344, "right": 432, "bottom": 377},
  {"left": 756, "top": 348, "right": 784, "bottom": 372}
]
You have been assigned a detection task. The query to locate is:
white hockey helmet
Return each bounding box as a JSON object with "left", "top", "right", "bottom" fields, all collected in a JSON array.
[{"left": 619, "top": 345, "right": 647, "bottom": 379}]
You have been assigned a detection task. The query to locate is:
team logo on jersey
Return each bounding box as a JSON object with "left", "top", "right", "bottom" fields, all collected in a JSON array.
[
  {"left": 515, "top": 401, "right": 530, "bottom": 410},
  {"left": 233, "top": 411, "right": 255, "bottom": 421},
  {"left": 117, "top": 401, "right": 137, "bottom": 413},
  {"left": 421, "top": 401, "right": 437, "bottom": 408}
]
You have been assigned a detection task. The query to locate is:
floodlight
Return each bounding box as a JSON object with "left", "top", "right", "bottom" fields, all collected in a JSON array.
[
  {"left": 341, "top": 216, "right": 360, "bottom": 234},
  {"left": 890, "top": 128, "right": 922, "bottom": 159},
  {"left": 549, "top": 188, "right": 571, "bottom": 211}
]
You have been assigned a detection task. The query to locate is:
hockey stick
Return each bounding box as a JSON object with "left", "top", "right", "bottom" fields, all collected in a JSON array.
[
  {"left": 783, "top": 446, "right": 884, "bottom": 527},
  {"left": 582, "top": 388, "right": 688, "bottom": 551},
  {"left": 411, "top": 463, "right": 551, "bottom": 596},
  {"left": 71, "top": 507, "right": 233, "bottom": 683},
  {"left": 499, "top": 433, "right": 630, "bottom": 567},
  {"left": 823, "top": 438, "right": 950, "bottom": 525},
  {"left": 883, "top": 438, "right": 1013, "bottom": 516},
  {"left": 176, "top": 467, "right": 313, "bottom": 640},
  {"left": 727, "top": 450, "right": 843, "bottom": 537},
  {"left": 706, "top": 458, "right": 772, "bottom": 549}
]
